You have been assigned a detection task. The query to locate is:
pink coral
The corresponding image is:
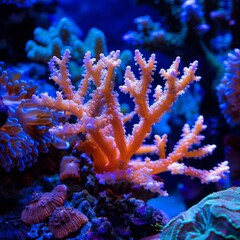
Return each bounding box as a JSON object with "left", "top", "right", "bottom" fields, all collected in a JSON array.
[
  {"left": 49, "top": 206, "right": 88, "bottom": 239},
  {"left": 21, "top": 184, "right": 67, "bottom": 224},
  {"left": 59, "top": 155, "right": 81, "bottom": 180},
  {"left": 33, "top": 49, "right": 229, "bottom": 195}
]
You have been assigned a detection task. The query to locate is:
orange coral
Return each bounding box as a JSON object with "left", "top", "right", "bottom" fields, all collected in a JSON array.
[
  {"left": 21, "top": 184, "right": 67, "bottom": 224},
  {"left": 33, "top": 49, "right": 229, "bottom": 195}
]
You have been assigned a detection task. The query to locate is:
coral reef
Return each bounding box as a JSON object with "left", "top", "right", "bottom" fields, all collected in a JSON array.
[
  {"left": 33, "top": 49, "right": 229, "bottom": 195},
  {"left": 161, "top": 187, "right": 240, "bottom": 239},
  {"left": 21, "top": 153, "right": 167, "bottom": 239},
  {"left": 125, "top": 0, "right": 239, "bottom": 116},
  {"left": 26, "top": 17, "right": 133, "bottom": 83},
  {"left": 129, "top": 0, "right": 237, "bottom": 52},
  {"left": 27, "top": 189, "right": 166, "bottom": 239},
  {"left": 0, "top": 208, "right": 30, "bottom": 240},
  {"left": 0, "top": 0, "right": 239, "bottom": 239}
]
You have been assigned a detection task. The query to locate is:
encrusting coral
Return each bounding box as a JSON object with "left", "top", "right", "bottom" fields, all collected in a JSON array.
[
  {"left": 161, "top": 187, "right": 240, "bottom": 239},
  {"left": 33, "top": 49, "right": 229, "bottom": 195}
]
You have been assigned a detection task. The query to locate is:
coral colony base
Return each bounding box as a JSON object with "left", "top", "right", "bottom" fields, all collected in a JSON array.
[{"left": 33, "top": 49, "right": 229, "bottom": 196}]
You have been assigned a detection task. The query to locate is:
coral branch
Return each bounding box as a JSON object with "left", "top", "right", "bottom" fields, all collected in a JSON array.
[{"left": 34, "top": 49, "right": 229, "bottom": 195}]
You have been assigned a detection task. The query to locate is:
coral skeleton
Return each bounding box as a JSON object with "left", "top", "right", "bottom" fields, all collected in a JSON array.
[{"left": 33, "top": 49, "right": 229, "bottom": 195}]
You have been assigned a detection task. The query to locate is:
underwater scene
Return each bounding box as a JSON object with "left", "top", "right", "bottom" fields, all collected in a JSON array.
[{"left": 0, "top": 0, "right": 240, "bottom": 239}]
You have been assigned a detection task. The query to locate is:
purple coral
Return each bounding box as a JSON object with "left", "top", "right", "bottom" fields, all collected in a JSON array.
[
  {"left": 21, "top": 185, "right": 67, "bottom": 224},
  {"left": 0, "top": 96, "right": 8, "bottom": 127},
  {"left": 49, "top": 206, "right": 88, "bottom": 239},
  {"left": 0, "top": 63, "right": 68, "bottom": 171},
  {"left": 216, "top": 49, "right": 240, "bottom": 125}
]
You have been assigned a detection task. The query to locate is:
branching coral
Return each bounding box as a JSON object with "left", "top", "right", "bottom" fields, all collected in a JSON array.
[
  {"left": 26, "top": 17, "right": 107, "bottom": 64},
  {"left": 33, "top": 49, "right": 229, "bottom": 195},
  {"left": 26, "top": 17, "right": 132, "bottom": 83},
  {"left": 124, "top": 0, "right": 236, "bottom": 93},
  {"left": 127, "top": 0, "right": 235, "bottom": 51}
]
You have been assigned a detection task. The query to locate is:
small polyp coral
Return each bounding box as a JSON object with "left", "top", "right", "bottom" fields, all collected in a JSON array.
[
  {"left": 216, "top": 48, "right": 240, "bottom": 125},
  {"left": 21, "top": 184, "right": 67, "bottom": 224},
  {"left": 49, "top": 206, "right": 88, "bottom": 239},
  {"left": 26, "top": 17, "right": 107, "bottom": 64},
  {"left": 33, "top": 49, "right": 229, "bottom": 195},
  {"left": 26, "top": 17, "right": 132, "bottom": 83},
  {"left": 161, "top": 187, "right": 240, "bottom": 239},
  {"left": 59, "top": 155, "right": 81, "bottom": 180}
]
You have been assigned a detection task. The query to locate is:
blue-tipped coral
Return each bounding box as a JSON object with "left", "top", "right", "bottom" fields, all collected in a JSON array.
[
  {"left": 26, "top": 17, "right": 107, "bottom": 63},
  {"left": 161, "top": 187, "right": 240, "bottom": 239},
  {"left": 216, "top": 49, "right": 240, "bottom": 125},
  {"left": 26, "top": 17, "right": 132, "bottom": 83},
  {"left": 0, "top": 63, "right": 67, "bottom": 171}
]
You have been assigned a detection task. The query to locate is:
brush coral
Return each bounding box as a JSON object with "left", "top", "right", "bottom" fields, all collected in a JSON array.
[{"left": 33, "top": 49, "right": 229, "bottom": 195}]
